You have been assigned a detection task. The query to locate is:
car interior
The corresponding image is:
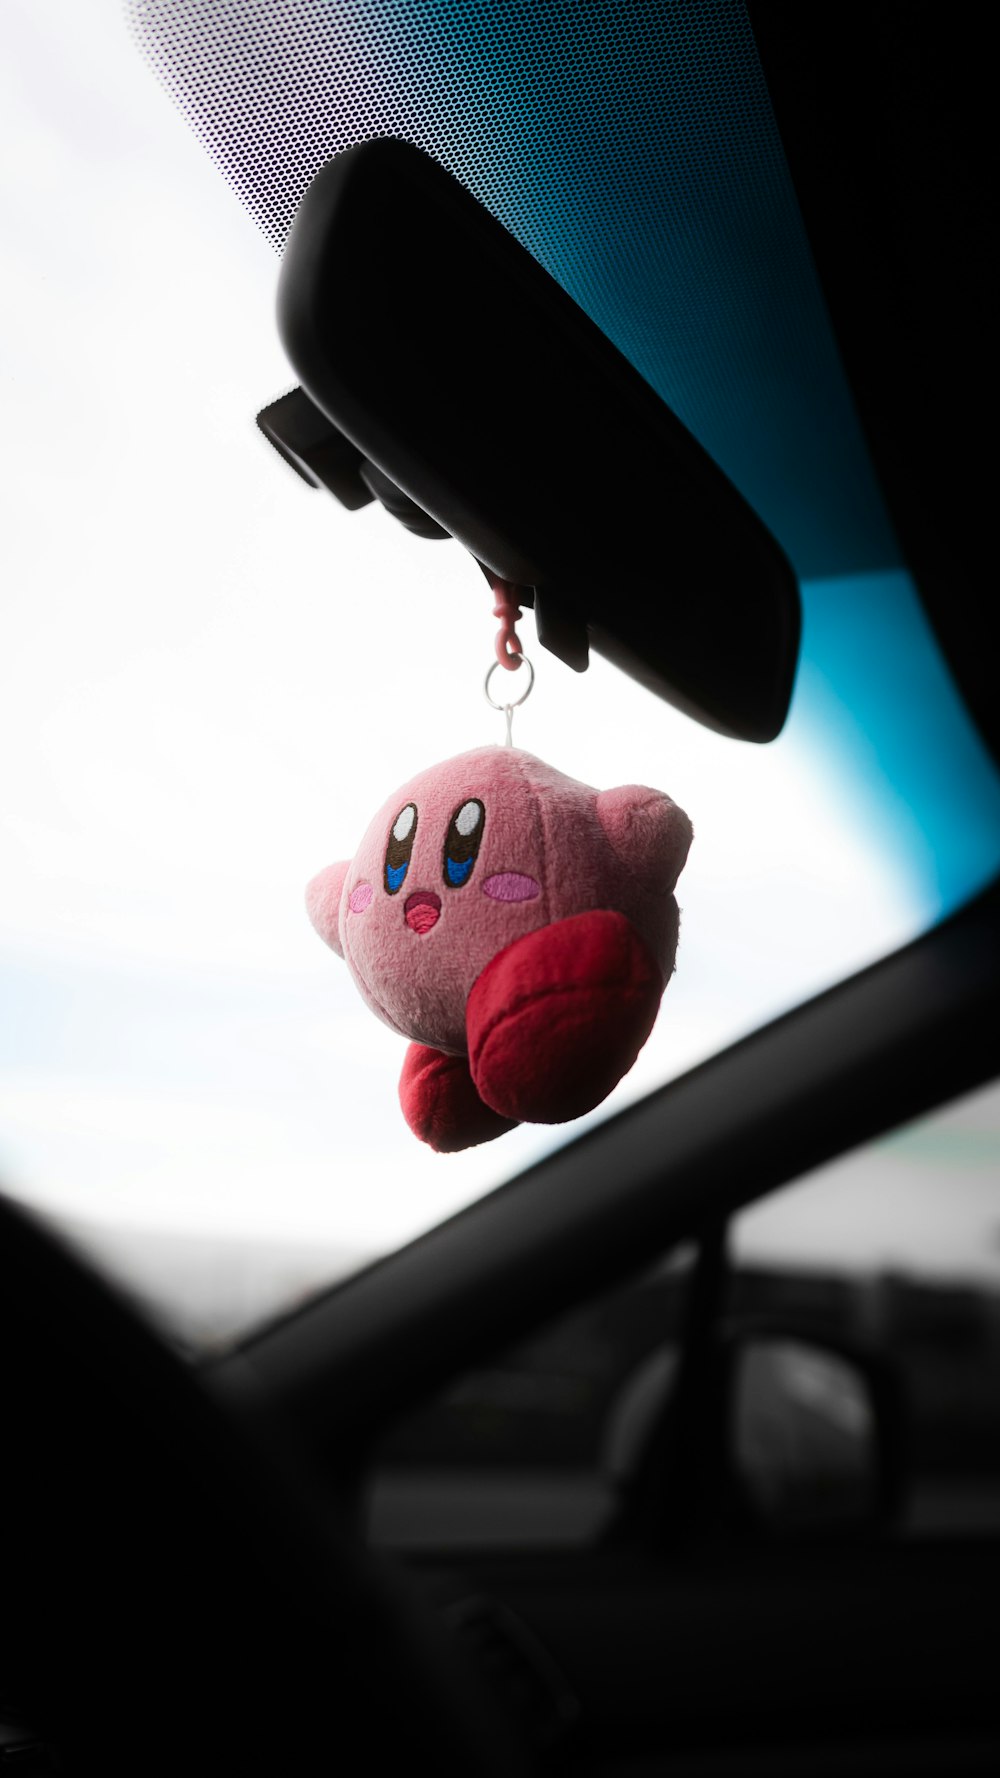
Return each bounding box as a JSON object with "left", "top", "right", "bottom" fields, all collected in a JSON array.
[{"left": 2, "top": 3, "right": 998, "bottom": 1774}]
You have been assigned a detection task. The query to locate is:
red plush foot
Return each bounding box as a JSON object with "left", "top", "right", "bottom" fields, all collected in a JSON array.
[
  {"left": 466, "top": 910, "right": 664, "bottom": 1125},
  {"left": 399, "top": 1043, "right": 518, "bottom": 1153}
]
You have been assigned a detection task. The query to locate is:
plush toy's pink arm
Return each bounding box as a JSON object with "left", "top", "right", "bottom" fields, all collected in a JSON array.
[
  {"left": 305, "top": 861, "right": 350, "bottom": 958},
  {"left": 596, "top": 787, "right": 693, "bottom": 894}
]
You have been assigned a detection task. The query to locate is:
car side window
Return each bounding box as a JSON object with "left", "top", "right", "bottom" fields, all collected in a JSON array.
[{"left": 730, "top": 1078, "right": 1000, "bottom": 1536}]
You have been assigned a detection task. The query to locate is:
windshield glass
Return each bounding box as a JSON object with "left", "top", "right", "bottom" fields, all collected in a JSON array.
[{"left": 3, "top": 0, "right": 1000, "bottom": 1348}]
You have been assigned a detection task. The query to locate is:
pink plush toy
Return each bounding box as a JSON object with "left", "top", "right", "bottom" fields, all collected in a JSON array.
[{"left": 307, "top": 746, "right": 692, "bottom": 1152}]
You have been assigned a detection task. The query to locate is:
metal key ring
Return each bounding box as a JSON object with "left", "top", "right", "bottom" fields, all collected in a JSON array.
[{"left": 484, "top": 653, "right": 534, "bottom": 711}]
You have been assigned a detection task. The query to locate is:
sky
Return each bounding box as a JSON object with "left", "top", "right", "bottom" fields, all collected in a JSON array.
[{"left": 2, "top": 0, "right": 999, "bottom": 1342}]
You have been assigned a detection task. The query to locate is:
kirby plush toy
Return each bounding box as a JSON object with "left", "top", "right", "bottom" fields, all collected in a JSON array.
[{"left": 307, "top": 746, "right": 692, "bottom": 1152}]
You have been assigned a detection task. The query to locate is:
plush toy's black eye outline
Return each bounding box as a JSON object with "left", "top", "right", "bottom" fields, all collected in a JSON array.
[
  {"left": 385, "top": 803, "right": 418, "bottom": 895},
  {"left": 443, "top": 798, "right": 485, "bottom": 888}
]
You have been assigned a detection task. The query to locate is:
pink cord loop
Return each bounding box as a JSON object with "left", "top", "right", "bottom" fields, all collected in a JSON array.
[{"left": 489, "top": 574, "right": 525, "bottom": 670}]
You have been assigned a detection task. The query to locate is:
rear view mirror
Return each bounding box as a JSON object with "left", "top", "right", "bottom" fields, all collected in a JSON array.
[
  {"left": 729, "top": 1337, "right": 894, "bottom": 1534},
  {"left": 273, "top": 138, "right": 800, "bottom": 741}
]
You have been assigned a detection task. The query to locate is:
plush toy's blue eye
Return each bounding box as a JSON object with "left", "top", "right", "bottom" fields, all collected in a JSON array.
[
  {"left": 443, "top": 798, "right": 484, "bottom": 889},
  {"left": 385, "top": 802, "right": 417, "bottom": 896}
]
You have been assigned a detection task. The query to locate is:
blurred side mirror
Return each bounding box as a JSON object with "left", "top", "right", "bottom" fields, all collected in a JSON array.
[{"left": 728, "top": 1335, "right": 901, "bottom": 1535}]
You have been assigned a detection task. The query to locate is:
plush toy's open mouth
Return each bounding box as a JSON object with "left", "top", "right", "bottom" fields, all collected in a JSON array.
[{"left": 404, "top": 891, "right": 441, "bottom": 934}]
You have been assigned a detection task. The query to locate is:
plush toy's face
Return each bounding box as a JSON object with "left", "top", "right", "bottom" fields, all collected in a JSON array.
[{"left": 307, "top": 746, "right": 691, "bottom": 1055}]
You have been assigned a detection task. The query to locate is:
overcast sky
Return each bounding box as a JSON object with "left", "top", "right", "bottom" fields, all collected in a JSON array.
[{"left": 2, "top": 1, "right": 998, "bottom": 1338}]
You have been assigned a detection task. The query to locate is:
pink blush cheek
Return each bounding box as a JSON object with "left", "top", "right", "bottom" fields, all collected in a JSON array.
[
  {"left": 349, "top": 882, "right": 374, "bottom": 915},
  {"left": 482, "top": 872, "right": 541, "bottom": 903}
]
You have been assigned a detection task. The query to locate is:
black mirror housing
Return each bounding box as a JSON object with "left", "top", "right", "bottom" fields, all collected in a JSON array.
[
  {"left": 275, "top": 139, "right": 801, "bottom": 741},
  {"left": 724, "top": 1323, "right": 907, "bottom": 1538}
]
